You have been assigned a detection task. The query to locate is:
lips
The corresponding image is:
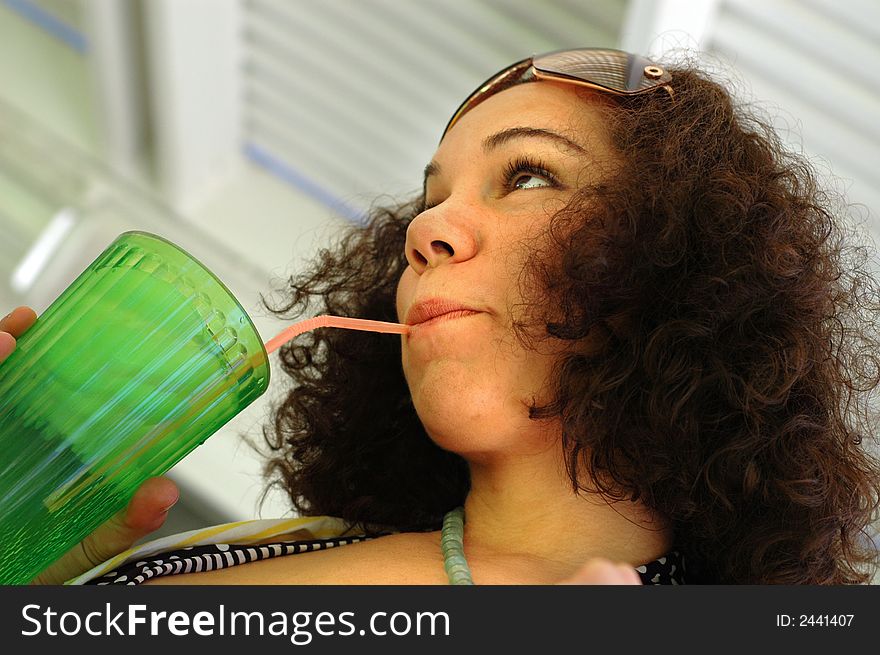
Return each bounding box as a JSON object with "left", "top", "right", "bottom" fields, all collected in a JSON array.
[{"left": 406, "top": 298, "right": 482, "bottom": 326}]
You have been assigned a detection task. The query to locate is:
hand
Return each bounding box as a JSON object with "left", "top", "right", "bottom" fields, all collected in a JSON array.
[
  {"left": 0, "top": 306, "right": 37, "bottom": 362},
  {"left": 30, "top": 476, "right": 180, "bottom": 584},
  {"left": 2, "top": 306, "right": 179, "bottom": 584},
  {"left": 558, "top": 558, "right": 644, "bottom": 585}
]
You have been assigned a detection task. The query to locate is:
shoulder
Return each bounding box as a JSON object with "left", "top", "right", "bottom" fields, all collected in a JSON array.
[{"left": 144, "top": 530, "right": 447, "bottom": 585}]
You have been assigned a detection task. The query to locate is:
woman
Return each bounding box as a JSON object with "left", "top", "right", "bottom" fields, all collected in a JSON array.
[{"left": 13, "top": 47, "right": 880, "bottom": 585}]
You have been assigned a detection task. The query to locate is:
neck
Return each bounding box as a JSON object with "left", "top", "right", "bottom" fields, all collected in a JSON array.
[{"left": 460, "top": 442, "right": 673, "bottom": 581}]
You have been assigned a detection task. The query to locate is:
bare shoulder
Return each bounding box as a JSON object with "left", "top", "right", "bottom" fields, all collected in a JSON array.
[{"left": 143, "top": 530, "right": 446, "bottom": 585}]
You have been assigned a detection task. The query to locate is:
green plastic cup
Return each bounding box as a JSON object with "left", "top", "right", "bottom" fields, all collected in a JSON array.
[{"left": 0, "top": 231, "right": 270, "bottom": 584}]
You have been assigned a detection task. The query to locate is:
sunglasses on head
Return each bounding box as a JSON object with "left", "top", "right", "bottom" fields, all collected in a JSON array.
[{"left": 441, "top": 47, "right": 673, "bottom": 141}]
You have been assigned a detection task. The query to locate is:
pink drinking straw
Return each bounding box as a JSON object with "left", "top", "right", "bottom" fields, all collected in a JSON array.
[{"left": 264, "top": 315, "right": 410, "bottom": 355}]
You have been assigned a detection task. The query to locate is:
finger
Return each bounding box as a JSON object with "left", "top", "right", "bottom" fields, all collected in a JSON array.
[
  {"left": 0, "top": 306, "right": 37, "bottom": 337},
  {"left": 31, "top": 477, "right": 180, "bottom": 584},
  {"left": 0, "top": 332, "right": 14, "bottom": 362},
  {"left": 121, "top": 476, "right": 181, "bottom": 533},
  {"left": 558, "top": 558, "right": 643, "bottom": 585},
  {"left": 79, "top": 477, "right": 179, "bottom": 567}
]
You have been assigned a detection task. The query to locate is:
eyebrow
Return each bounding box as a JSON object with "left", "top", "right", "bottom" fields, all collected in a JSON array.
[{"left": 422, "top": 126, "right": 589, "bottom": 186}]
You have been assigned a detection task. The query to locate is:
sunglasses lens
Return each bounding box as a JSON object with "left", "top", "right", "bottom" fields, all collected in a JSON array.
[
  {"left": 441, "top": 48, "right": 671, "bottom": 140},
  {"left": 533, "top": 48, "right": 671, "bottom": 93}
]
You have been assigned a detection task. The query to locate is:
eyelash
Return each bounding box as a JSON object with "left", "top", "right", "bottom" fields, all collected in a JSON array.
[
  {"left": 421, "top": 156, "right": 559, "bottom": 213},
  {"left": 502, "top": 156, "right": 559, "bottom": 191}
]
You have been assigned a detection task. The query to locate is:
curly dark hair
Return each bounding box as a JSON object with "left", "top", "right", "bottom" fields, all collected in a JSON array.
[{"left": 256, "top": 62, "right": 880, "bottom": 584}]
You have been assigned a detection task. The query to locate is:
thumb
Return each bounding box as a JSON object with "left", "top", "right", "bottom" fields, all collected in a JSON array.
[
  {"left": 31, "top": 477, "right": 179, "bottom": 584},
  {"left": 80, "top": 476, "right": 180, "bottom": 565}
]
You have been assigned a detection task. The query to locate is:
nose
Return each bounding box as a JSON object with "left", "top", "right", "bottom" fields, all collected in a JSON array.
[{"left": 404, "top": 203, "right": 478, "bottom": 274}]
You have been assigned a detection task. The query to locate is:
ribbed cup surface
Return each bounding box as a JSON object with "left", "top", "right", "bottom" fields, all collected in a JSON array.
[{"left": 0, "top": 231, "right": 269, "bottom": 584}]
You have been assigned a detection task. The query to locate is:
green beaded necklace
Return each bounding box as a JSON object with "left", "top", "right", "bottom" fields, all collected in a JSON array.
[{"left": 441, "top": 506, "right": 474, "bottom": 585}]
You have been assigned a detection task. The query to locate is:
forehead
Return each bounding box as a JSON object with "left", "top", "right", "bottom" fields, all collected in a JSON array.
[{"left": 437, "top": 81, "right": 610, "bottom": 154}]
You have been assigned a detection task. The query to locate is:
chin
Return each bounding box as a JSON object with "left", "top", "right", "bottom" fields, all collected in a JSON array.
[{"left": 413, "top": 388, "right": 493, "bottom": 432}]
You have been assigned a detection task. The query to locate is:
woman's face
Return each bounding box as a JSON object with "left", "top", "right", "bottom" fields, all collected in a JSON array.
[{"left": 395, "top": 81, "right": 615, "bottom": 460}]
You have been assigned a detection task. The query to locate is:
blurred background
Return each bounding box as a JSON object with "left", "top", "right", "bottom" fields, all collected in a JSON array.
[{"left": 1, "top": 0, "right": 879, "bottom": 564}]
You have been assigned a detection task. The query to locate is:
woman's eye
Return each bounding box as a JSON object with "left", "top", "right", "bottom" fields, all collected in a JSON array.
[
  {"left": 512, "top": 173, "right": 552, "bottom": 190},
  {"left": 503, "top": 157, "right": 558, "bottom": 192}
]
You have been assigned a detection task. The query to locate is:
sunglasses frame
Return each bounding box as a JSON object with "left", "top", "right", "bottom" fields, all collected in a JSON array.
[{"left": 441, "top": 48, "right": 674, "bottom": 140}]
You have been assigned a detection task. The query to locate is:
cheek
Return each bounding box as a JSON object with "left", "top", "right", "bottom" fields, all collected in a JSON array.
[{"left": 396, "top": 268, "right": 416, "bottom": 322}]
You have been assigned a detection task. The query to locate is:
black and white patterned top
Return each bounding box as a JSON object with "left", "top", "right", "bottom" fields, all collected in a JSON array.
[
  {"left": 84, "top": 534, "right": 377, "bottom": 585},
  {"left": 67, "top": 516, "right": 686, "bottom": 585}
]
